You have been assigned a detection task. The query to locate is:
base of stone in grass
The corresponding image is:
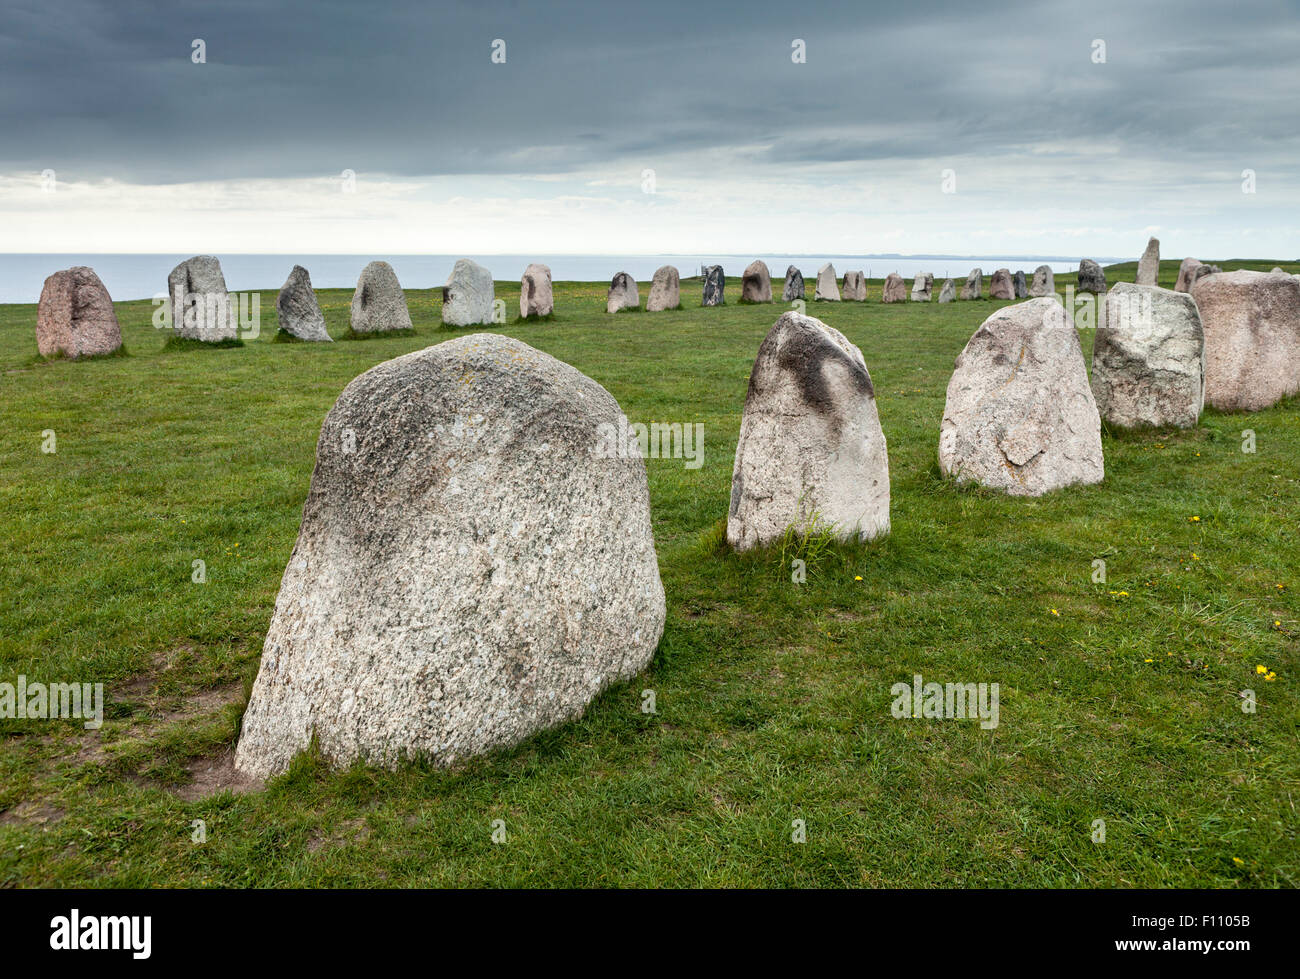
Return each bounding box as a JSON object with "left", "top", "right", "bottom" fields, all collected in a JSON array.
[{"left": 162, "top": 335, "right": 244, "bottom": 351}]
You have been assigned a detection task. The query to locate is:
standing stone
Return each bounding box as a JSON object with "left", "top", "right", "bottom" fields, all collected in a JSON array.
[
  {"left": 815, "top": 263, "right": 840, "bottom": 301},
  {"left": 442, "top": 259, "right": 495, "bottom": 327},
  {"left": 842, "top": 271, "right": 866, "bottom": 301},
  {"left": 233, "top": 334, "right": 666, "bottom": 778},
  {"left": 1191, "top": 270, "right": 1300, "bottom": 411},
  {"left": 702, "top": 265, "right": 725, "bottom": 306},
  {"left": 520, "top": 263, "right": 553, "bottom": 318},
  {"left": 1013, "top": 270, "right": 1029, "bottom": 298},
  {"left": 727, "top": 312, "right": 889, "bottom": 551},
  {"left": 1029, "top": 265, "right": 1055, "bottom": 297},
  {"left": 276, "top": 265, "right": 331, "bottom": 341},
  {"left": 1092, "top": 283, "right": 1205, "bottom": 428},
  {"left": 1077, "top": 259, "right": 1107, "bottom": 295},
  {"left": 910, "top": 273, "right": 933, "bottom": 302},
  {"left": 1174, "top": 257, "right": 1201, "bottom": 293},
  {"left": 782, "top": 266, "right": 804, "bottom": 301},
  {"left": 741, "top": 260, "right": 773, "bottom": 303},
  {"left": 646, "top": 265, "right": 680, "bottom": 311},
  {"left": 168, "top": 255, "right": 236, "bottom": 341},
  {"left": 960, "top": 268, "right": 983, "bottom": 300},
  {"left": 938, "top": 278, "right": 956, "bottom": 303},
  {"left": 607, "top": 272, "right": 640, "bottom": 313},
  {"left": 350, "top": 261, "right": 413, "bottom": 333},
  {"left": 36, "top": 266, "right": 122, "bottom": 358},
  {"left": 938, "top": 298, "right": 1103, "bottom": 496},
  {"left": 989, "top": 268, "right": 1015, "bottom": 300},
  {"left": 1136, "top": 237, "right": 1160, "bottom": 286},
  {"left": 882, "top": 273, "right": 907, "bottom": 303}
]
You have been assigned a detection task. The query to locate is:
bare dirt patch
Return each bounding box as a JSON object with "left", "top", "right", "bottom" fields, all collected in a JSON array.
[{"left": 172, "top": 750, "right": 263, "bottom": 802}]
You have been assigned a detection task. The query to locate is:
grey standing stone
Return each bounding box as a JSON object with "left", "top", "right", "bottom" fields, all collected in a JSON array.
[
  {"left": 960, "top": 268, "right": 983, "bottom": 300},
  {"left": 782, "top": 266, "right": 804, "bottom": 301},
  {"left": 842, "top": 271, "right": 866, "bottom": 301},
  {"left": 36, "top": 266, "right": 122, "bottom": 358},
  {"left": 727, "top": 312, "right": 889, "bottom": 551},
  {"left": 882, "top": 273, "right": 907, "bottom": 303},
  {"left": 815, "top": 263, "right": 840, "bottom": 301},
  {"left": 741, "top": 260, "right": 773, "bottom": 303},
  {"left": 1174, "top": 257, "right": 1201, "bottom": 293},
  {"left": 910, "top": 273, "right": 933, "bottom": 302},
  {"left": 702, "top": 265, "right": 725, "bottom": 306},
  {"left": 938, "top": 298, "right": 1103, "bottom": 495},
  {"left": 1136, "top": 237, "right": 1160, "bottom": 286},
  {"left": 646, "top": 265, "right": 680, "bottom": 311},
  {"left": 938, "top": 278, "right": 956, "bottom": 303},
  {"left": 1091, "top": 283, "right": 1205, "bottom": 428},
  {"left": 442, "top": 259, "right": 495, "bottom": 327},
  {"left": 276, "top": 265, "right": 331, "bottom": 341},
  {"left": 989, "top": 268, "right": 1015, "bottom": 300},
  {"left": 1013, "top": 270, "right": 1028, "bottom": 298},
  {"left": 520, "top": 263, "right": 553, "bottom": 318},
  {"left": 1029, "top": 265, "right": 1055, "bottom": 297},
  {"left": 233, "top": 334, "right": 666, "bottom": 778},
  {"left": 350, "top": 261, "right": 413, "bottom": 333},
  {"left": 168, "top": 255, "right": 236, "bottom": 341},
  {"left": 1191, "top": 269, "right": 1300, "bottom": 411},
  {"left": 606, "top": 272, "right": 640, "bottom": 313},
  {"left": 1077, "top": 259, "right": 1107, "bottom": 294}
]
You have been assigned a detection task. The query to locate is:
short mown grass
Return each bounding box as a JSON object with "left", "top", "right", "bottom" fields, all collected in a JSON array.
[{"left": 0, "top": 260, "right": 1296, "bottom": 887}]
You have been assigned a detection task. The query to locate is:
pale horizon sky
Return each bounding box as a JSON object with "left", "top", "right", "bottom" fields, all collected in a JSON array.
[{"left": 2, "top": 0, "right": 1297, "bottom": 261}]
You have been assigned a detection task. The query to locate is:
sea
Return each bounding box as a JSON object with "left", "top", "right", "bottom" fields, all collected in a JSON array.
[{"left": 0, "top": 254, "right": 1110, "bottom": 304}]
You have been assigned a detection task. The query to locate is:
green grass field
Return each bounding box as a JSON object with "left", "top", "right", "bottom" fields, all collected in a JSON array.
[{"left": 1, "top": 259, "right": 1296, "bottom": 887}]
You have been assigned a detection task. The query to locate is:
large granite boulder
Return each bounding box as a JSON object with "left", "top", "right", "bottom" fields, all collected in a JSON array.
[
  {"left": 1013, "top": 270, "right": 1028, "bottom": 298},
  {"left": 1077, "top": 259, "right": 1106, "bottom": 294},
  {"left": 842, "top": 271, "right": 866, "bottom": 301},
  {"left": 782, "top": 266, "right": 804, "bottom": 301},
  {"left": 276, "top": 265, "right": 331, "bottom": 341},
  {"left": 36, "top": 266, "right": 122, "bottom": 358},
  {"left": 168, "top": 255, "right": 236, "bottom": 341},
  {"left": 911, "top": 273, "right": 933, "bottom": 302},
  {"left": 815, "top": 263, "right": 840, "bottom": 301},
  {"left": 234, "top": 334, "right": 666, "bottom": 778},
  {"left": 727, "top": 312, "right": 889, "bottom": 551},
  {"left": 741, "top": 260, "right": 773, "bottom": 303},
  {"left": 938, "top": 298, "right": 1104, "bottom": 495},
  {"left": 1029, "top": 265, "right": 1055, "bottom": 297},
  {"left": 1136, "top": 237, "right": 1160, "bottom": 285},
  {"left": 989, "top": 268, "right": 1015, "bottom": 300},
  {"left": 607, "top": 272, "right": 640, "bottom": 313},
  {"left": 350, "top": 261, "right": 413, "bottom": 333},
  {"left": 960, "top": 268, "right": 983, "bottom": 300},
  {"left": 702, "top": 265, "right": 725, "bottom": 306},
  {"left": 646, "top": 265, "right": 680, "bottom": 311},
  {"left": 442, "top": 259, "right": 495, "bottom": 327},
  {"left": 1191, "top": 270, "right": 1300, "bottom": 411},
  {"left": 520, "top": 263, "right": 553, "bottom": 318},
  {"left": 882, "top": 273, "right": 907, "bottom": 303},
  {"left": 938, "top": 278, "right": 956, "bottom": 303},
  {"left": 1091, "top": 283, "right": 1204, "bottom": 428}
]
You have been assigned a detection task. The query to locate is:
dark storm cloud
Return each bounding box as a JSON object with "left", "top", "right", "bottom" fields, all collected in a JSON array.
[{"left": 1, "top": 0, "right": 1297, "bottom": 183}]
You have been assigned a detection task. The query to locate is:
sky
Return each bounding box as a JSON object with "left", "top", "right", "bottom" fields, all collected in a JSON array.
[{"left": 1, "top": 0, "right": 1297, "bottom": 259}]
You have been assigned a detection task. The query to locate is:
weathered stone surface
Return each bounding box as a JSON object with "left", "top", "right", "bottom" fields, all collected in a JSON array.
[
  {"left": 911, "top": 273, "right": 933, "bottom": 302},
  {"left": 815, "top": 263, "right": 840, "bottom": 301},
  {"left": 276, "top": 265, "right": 331, "bottom": 341},
  {"left": 882, "top": 273, "right": 907, "bottom": 303},
  {"left": 607, "top": 271, "right": 640, "bottom": 313},
  {"left": 36, "top": 266, "right": 122, "bottom": 358},
  {"left": 1191, "top": 270, "right": 1300, "bottom": 411},
  {"left": 1013, "top": 270, "right": 1028, "bottom": 298},
  {"left": 727, "top": 312, "right": 889, "bottom": 551},
  {"left": 782, "top": 266, "right": 804, "bottom": 301},
  {"left": 442, "top": 259, "right": 495, "bottom": 327},
  {"left": 646, "top": 265, "right": 680, "bottom": 311},
  {"left": 1091, "top": 283, "right": 1204, "bottom": 428},
  {"left": 168, "top": 255, "right": 236, "bottom": 341},
  {"left": 1136, "top": 237, "right": 1160, "bottom": 285},
  {"left": 234, "top": 334, "right": 666, "bottom": 778},
  {"left": 1077, "top": 259, "right": 1106, "bottom": 294},
  {"left": 520, "top": 263, "right": 553, "bottom": 318},
  {"left": 741, "top": 260, "right": 773, "bottom": 303},
  {"left": 960, "top": 268, "right": 983, "bottom": 300},
  {"left": 842, "top": 271, "right": 866, "bottom": 301},
  {"left": 1029, "top": 265, "right": 1055, "bottom": 297},
  {"left": 938, "top": 298, "right": 1103, "bottom": 495},
  {"left": 350, "top": 261, "right": 413, "bottom": 333},
  {"left": 989, "top": 268, "right": 1015, "bottom": 300},
  {"left": 938, "top": 278, "right": 956, "bottom": 303},
  {"left": 702, "top": 265, "right": 725, "bottom": 306},
  {"left": 1174, "top": 257, "right": 1201, "bottom": 293}
]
